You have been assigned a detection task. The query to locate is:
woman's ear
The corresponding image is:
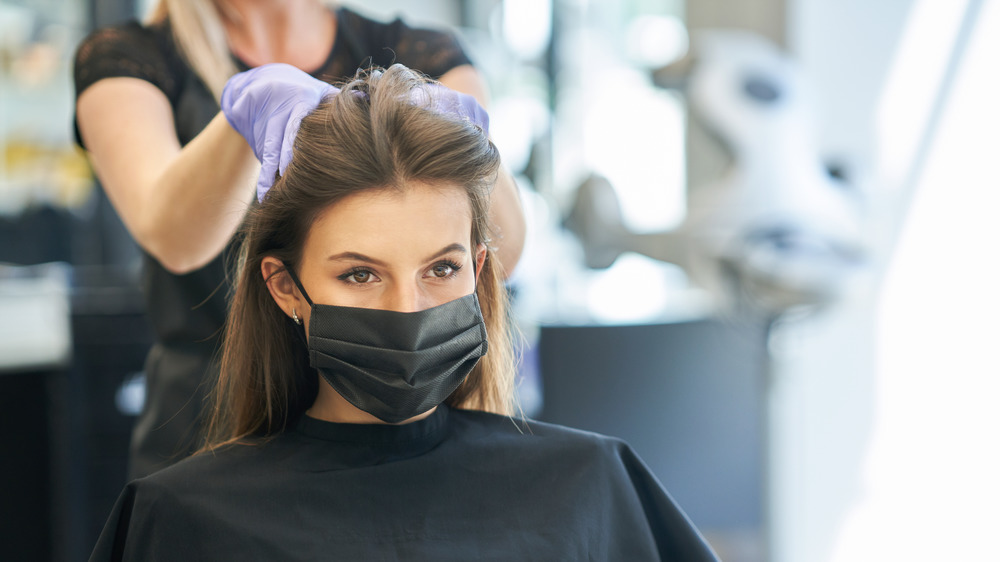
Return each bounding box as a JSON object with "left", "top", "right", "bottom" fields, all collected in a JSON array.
[
  {"left": 474, "top": 244, "right": 487, "bottom": 284},
  {"left": 261, "top": 256, "right": 301, "bottom": 321}
]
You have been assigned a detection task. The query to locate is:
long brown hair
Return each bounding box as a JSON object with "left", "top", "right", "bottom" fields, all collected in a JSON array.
[{"left": 202, "top": 65, "right": 515, "bottom": 448}]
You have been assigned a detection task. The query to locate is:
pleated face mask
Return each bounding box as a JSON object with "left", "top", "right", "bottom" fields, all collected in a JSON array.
[{"left": 285, "top": 266, "right": 488, "bottom": 423}]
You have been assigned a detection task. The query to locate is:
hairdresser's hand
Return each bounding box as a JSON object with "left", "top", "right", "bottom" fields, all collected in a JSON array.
[{"left": 221, "top": 63, "right": 338, "bottom": 201}]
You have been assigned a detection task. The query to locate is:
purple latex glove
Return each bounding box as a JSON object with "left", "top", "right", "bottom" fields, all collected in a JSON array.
[
  {"left": 410, "top": 84, "right": 490, "bottom": 135},
  {"left": 221, "top": 63, "right": 338, "bottom": 202}
]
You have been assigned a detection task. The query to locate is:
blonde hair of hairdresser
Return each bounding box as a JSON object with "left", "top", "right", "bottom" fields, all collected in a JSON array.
[
  {"left": 201, "top": 65, "right": 517, "bottom": 449},
  {"left": 146, "top": 0, "right": 337, "bottom": 99}
]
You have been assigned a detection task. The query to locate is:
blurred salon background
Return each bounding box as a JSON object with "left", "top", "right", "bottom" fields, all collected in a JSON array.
[{"left": 2, "top": 0, "right": 998, "bottom": 560}]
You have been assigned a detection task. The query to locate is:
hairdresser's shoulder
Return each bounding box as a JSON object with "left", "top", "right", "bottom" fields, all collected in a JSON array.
[
  {"left": 74, "top": 17, "right": 186, "bottom": 100},
  {"left": 76, "top": 19, "right": 156, "bottom": 57}
]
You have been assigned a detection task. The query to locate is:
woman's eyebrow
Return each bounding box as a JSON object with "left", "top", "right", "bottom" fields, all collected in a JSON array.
[
  {"left": 327, "top": 252, "right": 387, "bottom": 266},
  {"left": 423, "top": 243, "right": 468, "bottom": 262},
  {"left": 327, "top": 244, "right": 467, "bottom": 266}
]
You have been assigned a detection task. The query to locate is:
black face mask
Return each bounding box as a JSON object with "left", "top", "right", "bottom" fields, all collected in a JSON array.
[{"left": 285, "top": 266, "right": 488, "bottom": 424}]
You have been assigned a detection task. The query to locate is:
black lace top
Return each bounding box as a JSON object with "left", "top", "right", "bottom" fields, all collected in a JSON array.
[{"left": 72, "top": 7, "right": 474, "bottom": 478}]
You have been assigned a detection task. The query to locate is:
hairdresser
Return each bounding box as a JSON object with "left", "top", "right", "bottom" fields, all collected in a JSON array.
[{"left": 73, "top": 0, "right": 525, "bottom": 479}]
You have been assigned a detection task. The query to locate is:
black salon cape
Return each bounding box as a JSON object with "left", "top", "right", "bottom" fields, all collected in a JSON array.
[{"left": 90, "top": 406, "right": 718, "bottom": 561}]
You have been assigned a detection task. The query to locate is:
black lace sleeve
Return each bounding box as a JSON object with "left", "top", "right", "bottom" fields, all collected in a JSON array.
[
  {"left": 382, "top": 16, "right": 474, "bottom": 79},
  {"left": 72, "top": 21, "right": 181, "bottom": 147}
]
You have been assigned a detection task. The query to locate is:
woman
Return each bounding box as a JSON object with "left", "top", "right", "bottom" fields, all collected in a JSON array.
[
  {"left": 73, "top": 0, "right": 525, "bottom": 478},
  {"left": 89, "top": 65, "right": 718, "bottom": 561}
]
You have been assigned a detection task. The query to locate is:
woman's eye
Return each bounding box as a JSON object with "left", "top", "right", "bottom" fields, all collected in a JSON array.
[
  {"left": 431, "top": 264, "right": 454, "bottom": 278},
  {"left": 428, "top": 261, "right": 462, "bottom": 279},
  {"left": 338, "top": 268, "right": 378, "bottom": 284}
]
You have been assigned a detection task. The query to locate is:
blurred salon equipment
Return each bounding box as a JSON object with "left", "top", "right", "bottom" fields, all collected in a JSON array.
[{"left": 566, "top": 30, "right": 867, "bottom": 317}]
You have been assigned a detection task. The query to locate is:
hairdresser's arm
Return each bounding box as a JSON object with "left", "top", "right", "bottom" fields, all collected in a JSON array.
[
  {"left": 77, "top": 77, "right": 258, "bottom": 274},
  {"left": 438, "top": 65, "right": 526, "bottom": 278}
]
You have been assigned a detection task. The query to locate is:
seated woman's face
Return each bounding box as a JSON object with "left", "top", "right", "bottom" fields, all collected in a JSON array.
[{"left": 295, "top": 181, "right": 481, "bottom": 321}]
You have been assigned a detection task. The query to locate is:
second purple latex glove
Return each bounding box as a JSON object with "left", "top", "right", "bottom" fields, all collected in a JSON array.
[
  {"left": 409, "top": 85, "right": 490, "bottom": 136},
  {"left": 221, "top": 63, "right": 338, "bottom": 202}
]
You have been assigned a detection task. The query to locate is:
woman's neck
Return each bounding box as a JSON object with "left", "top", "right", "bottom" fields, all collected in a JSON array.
[
  {"left": 307, "top": 380, "right": 438, "bottom": 425},
  {"left": 219, "top": 0, "right": 337, "bottom": 72}
]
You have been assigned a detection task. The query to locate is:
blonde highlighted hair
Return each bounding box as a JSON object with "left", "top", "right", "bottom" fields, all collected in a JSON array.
[{"left": 201, "top": 65, "right": 516, "bottom": 448}]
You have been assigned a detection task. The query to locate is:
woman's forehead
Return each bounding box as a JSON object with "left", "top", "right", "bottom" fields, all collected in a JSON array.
[{"left": 305, "top": 182, "right": 474, "bottom": 257}]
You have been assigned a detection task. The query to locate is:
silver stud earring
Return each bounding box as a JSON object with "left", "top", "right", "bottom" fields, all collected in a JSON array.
[{"left": 292, "top": 308, "right": 301, "bottom": 325}]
